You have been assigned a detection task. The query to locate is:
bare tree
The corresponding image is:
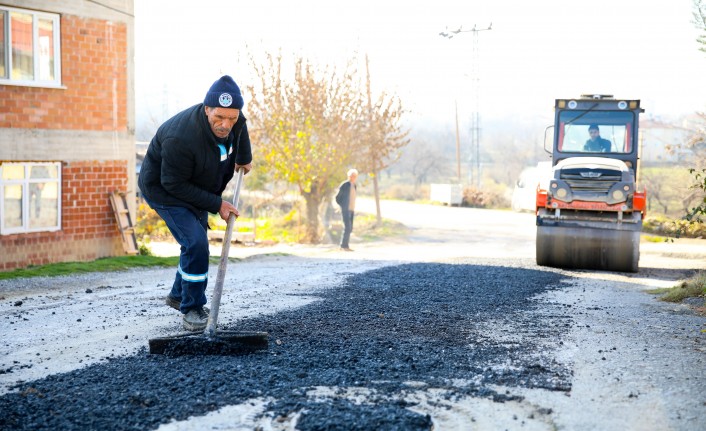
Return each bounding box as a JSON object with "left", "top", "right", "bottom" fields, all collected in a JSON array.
[
  {"left": 362, "top": 54, "right": 410, "bottom": 225},
  {"left": 484, "top": 127, "right": 540, "bottom": 187},
  {"left": 642, "top": 169, "right": 672, "bottom": 215},
  {"left": 686, "top": 0, "right": 706, "bottom": 221},
  {"left": 245, "top": 52, "right": 364, "bottom": 243},
  {"left": 404, "top": 138, "right": 449, "bottom": 187},
  {"left": 694, "top": 0, "right": 706, "bottom": 53},
  {"left": 244, "top": 50, "right": 412, "bottom": 241},
  {"left": 683, "top": 115, "right": 706, "bottom": 168},
  {"left": 135, "top": 107, "right": 166, "bottom": 141}
]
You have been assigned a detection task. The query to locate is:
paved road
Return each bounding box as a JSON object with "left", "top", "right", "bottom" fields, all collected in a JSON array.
[
  {"left": 0, "top": 199, "right": 704, "bottom": 430},
  {"left": 356, "top": 198, "right": 537, "bottom": 260},
  {"left": 357, "top": 198, "right": 706, "bottom": 269}
]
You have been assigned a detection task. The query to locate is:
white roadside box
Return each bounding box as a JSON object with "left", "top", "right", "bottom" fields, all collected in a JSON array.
[{"left": 430, "top": 184, "right": 463, "bottom": 205}]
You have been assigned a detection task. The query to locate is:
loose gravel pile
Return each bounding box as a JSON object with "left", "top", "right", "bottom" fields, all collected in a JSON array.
[{"left": 0, "top": 261, "right": 571, "bottom": 430}]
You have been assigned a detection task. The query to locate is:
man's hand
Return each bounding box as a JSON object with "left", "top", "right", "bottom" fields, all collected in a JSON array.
[
  {"left": 236, "top": 163, "right": 252, "bottom": 174},
  {"left": 218, "top": 200, "right": 240, "bottom": 221}
]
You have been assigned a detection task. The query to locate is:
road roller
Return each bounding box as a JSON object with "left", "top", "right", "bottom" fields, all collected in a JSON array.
[{"left": 535, "top": 95, "right": 646, "bottom": 272}]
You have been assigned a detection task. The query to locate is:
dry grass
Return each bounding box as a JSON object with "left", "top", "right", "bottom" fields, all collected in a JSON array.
[{"left": 648, "top": 271, "right": 706, "bottom": 315}]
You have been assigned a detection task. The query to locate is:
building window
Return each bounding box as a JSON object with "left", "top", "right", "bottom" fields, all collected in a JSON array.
[
  {"left": 1, "top": 162, "right": 61, "bottom": 234},
  {"left": 0, "top": 6, "right": 61, "bottom": 87}
]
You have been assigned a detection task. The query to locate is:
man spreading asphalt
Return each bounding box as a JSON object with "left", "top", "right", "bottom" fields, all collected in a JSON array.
[{"left": 138, "top": 75, "right": 252, "bottom": 331}]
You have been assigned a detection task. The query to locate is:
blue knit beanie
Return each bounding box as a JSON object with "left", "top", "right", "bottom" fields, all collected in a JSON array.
[{"left": 204, "top": 75, "right": 244, "bottom": 109}]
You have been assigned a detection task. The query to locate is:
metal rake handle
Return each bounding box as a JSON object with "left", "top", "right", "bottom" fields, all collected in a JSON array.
[{"left": 205, "top": 168, "right": 245, "bottom": 337}]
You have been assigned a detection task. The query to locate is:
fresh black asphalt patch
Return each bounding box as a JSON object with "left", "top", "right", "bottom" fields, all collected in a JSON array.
[{"left": 0, "top": 262, "right": 572, "bottom": 430}]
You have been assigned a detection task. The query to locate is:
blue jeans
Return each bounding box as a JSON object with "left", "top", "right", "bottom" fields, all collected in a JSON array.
[
  {"left": 145, "top": 200, "right": 209, "bottom": 313},
  {"left": 340, "top": 210, "right": 355, "bottom": 248}
]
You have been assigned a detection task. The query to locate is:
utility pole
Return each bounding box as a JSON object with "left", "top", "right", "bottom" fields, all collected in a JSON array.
[
  {"left": 365, "top": 53, "right": 382, "bottom": 226},
  {"left": 440, "top": 23, "right": 492, "bottom": 188},
  {"left": 455, "top": 100, "right": 461, "bottom": 183}
]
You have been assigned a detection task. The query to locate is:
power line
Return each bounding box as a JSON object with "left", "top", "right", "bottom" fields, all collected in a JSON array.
[{"left": 440, "top": 24, "right": 492, "bottom": 188}]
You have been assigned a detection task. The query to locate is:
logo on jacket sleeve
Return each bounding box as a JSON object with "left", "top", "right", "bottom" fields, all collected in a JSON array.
[{"left": 218, "top": 93, "right": 233, "bottom": 107}]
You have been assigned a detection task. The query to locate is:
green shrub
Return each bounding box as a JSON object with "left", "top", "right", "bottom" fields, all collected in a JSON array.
[
  {"left": 643, "top": 215, "right": 706, "bottom": 239},
  {"left": 134, "top": 203, "right": 171, "bottom": 241},
  {"left": 249, "top": 209, "right": 302, "bottom": 243},
  {"left": 461, "top": 186, "right": 509, "bottom": 209},
  {"left": 138, "top": 242, "right": 153, "bottom": 256},
  {"left": 381, "top": 184, "right": 429, "bottom": 201}
]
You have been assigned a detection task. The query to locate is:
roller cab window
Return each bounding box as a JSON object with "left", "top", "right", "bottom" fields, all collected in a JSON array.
[{"left": 556, "top": 111, "right": 635, "bottom": 154}]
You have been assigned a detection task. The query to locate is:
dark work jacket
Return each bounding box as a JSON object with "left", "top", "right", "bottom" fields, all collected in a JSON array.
[
  {"left": 138, "top": 103, "right": 252, "bottom": 214},
  {"left": 335, "top": 181, "right": 355, "bottom": 211},
  {"left": 583, "top": 137, "right": 611, "bottom": 152}
]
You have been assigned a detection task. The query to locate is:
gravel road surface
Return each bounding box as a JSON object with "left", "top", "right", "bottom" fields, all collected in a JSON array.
[{"left": 1, "top": 199, "right": 704, "bottom": 430}]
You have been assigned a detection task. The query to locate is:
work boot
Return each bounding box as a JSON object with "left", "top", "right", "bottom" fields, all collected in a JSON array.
[
  {"left": 183, "top": 307, "right": 209, "bottom": 332},
  {"left": 166, "top": 296, "right": 208, "bottom": 313},
  {"left": 165, "top": 295, "right": 180, "bottom": 311}
]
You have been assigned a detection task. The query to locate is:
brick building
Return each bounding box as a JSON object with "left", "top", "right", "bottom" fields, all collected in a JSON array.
[{"left": 0, "top": 1, "right": 135, "bottom": 270}]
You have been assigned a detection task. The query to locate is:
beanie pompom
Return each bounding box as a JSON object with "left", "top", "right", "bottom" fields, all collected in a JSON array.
[{"left": 204, "top": 75, "right": 244, "bottom": 109}]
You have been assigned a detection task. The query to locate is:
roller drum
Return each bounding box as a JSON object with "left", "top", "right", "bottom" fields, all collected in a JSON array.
[{"left": 536, "top": 224, "right": 640, "bottom": 272}]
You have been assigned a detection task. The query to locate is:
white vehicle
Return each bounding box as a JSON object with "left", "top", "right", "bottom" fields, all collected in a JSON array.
[{"left": 511, "top": 162, "right": 551, "bottom": 212}]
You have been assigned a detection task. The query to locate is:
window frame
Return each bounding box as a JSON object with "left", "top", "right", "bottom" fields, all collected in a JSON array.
[
  {"left": 0, "top": 161, "right": 62, "bottom": 235},
  {"left": 557, "top": 111, "right": 636, "bottom": 155},
  {"left": 0, "top": 5, "right": 62, "bottom": 88}
]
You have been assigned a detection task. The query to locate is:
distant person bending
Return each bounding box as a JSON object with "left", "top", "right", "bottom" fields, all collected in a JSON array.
[
  {"left": 138, "top": 75, "right": 252, "bottom": 332},
  {"left": 335, "top": 169, "right": 358, "bottom": 251},
  {"left": 584, "top": 124, "right": 612, "bottom": 152}
]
